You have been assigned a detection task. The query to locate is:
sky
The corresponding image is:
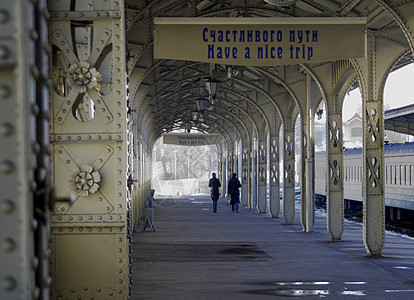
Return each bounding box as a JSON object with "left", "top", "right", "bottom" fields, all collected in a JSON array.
[{"left": 342, "top": 63, "right": 414, "bottom": 122}]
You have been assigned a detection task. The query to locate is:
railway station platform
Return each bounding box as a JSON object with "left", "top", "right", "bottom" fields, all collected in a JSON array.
[{"left": 131, "top": 195, "right": 414, "bottom": 299}]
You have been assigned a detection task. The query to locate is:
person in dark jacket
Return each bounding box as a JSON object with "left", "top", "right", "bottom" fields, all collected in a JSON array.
[
  {"left": 208, "top": 172, "right": 221, "bottom": 213},
  {"left": 227, "top": 173, "right": 242, "bottom": 212}
]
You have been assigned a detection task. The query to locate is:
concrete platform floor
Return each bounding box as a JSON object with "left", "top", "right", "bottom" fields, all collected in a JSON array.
[{"left": 131, "top": 195, "right": 414, "bottom": 299}]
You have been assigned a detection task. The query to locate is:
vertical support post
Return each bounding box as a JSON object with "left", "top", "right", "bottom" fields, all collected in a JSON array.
[
  {"left": 138, "top": 142, "right": 144, "bottom": 219},
  {"left": 0, "top": 1, "right": 49, "bottom": 298},
  {"left": 269, "top": 135, "right": 280, "bottom": 217},
  {"left": 326, "top": 113, "right": 344, "bottom": 241},
  {"left": 257, "top": 140, "right": 267, "bottom": 213},
  {"left": 283, "top": 127, "right": 295, "bottom": 224},
  {"left": 250, "top": 140, "right": 258, "bottom": 210},
  {"left": 305, "top": 74, "right": 314, "bottom": 232},
  {"left": 48, "top": 1, "right": 131, "bottom": 298},
  {"left": 219, "top": 147, "right": 226, "bottom": 197},
  {"left": 228, "top": 150, "right": 233, "bottom": 177},
  {"left": 132, "top": 133, "right": 139, "bottom": 228},
  {"left": 362, "top": 34, "right": 385, "bottom": 256},
  {"left": 300, "top": 115, "right": 307, "bottom": 229},
  {"left": 241, "top": 147, "right": 249, "bottom": 206}
]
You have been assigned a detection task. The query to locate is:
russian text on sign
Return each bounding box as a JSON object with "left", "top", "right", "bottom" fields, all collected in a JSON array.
[{"left": 154, "top": 17, "right": 366, "bottom": 66}]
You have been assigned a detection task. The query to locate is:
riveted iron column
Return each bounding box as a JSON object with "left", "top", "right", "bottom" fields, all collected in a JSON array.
[
  {"left": 353, "top": 32, "right": 390, "bottom": 257},
  {"left": 130, "top": 131, "right": 139, "bottom": 229},
  {"left": 219, "top": 146, "right": 226, "bottom": 197},
  {"left": 283, "top": 126, "right": 295, "bottom": 224},
  {"left": 228, "top": 151, "right": 233, "bottom": 178},
  {"left": 1, "top": 1, "right": 51, "bottom": 299},
  {"left": 326, "top": 114, "right": 344, "bottom": 241},
  {"left": 250, "top": 140, "right": 258, "bottom": 210},
  {"left": 48, "top": 1, "right": 131, "bottom": 298},
  {"left": 269, "top": 135, "right": 280, "bottom": 217},
  {"left": 301, "top": 73, "right": 314, "bottom": 232},
  {"left": 257, "top": 141, "right": 267, "bottom": 213},
  {"left": 137, "top": 142, "right": 143, "bottom": 220},
  {"left": 33, "top": 0, "right": 54, "bottom": 297},
  {"left": 363, "top": 99, "right": 385, "bottom": 256},
  {"left": 241, "top": 147, "right": 250, "bottom": 206},
  {"left": 300, "top": 116, "right": 308, "bottom": 231},
  {"left": 361, "top": 34, "right": 385, "bottom": 257}
]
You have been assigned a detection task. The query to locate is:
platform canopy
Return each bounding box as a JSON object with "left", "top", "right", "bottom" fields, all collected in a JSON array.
[{"left": 384, "top": 103, "right": 414, "bottom": 136}]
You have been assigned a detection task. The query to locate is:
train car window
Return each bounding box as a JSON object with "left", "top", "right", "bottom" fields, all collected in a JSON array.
[
  {"left": 356, "top": 166, "right": 358, "bottom": 182},
  {"left": 388, "top": 165, "right": 391, "bottom": 185},
  {"left": 385, "top": 165, "right": 388, "bottom": 184},
  {"left": 403, "top": 165, "right": 406, "bottom": 185},
  {"left": 396, "top": 165, "right": 400, "bottom": 185},
  {"left": 352, "top": 166, "right": 354, "bottom": 182},
  {"left": 390, "top": 166, "right": 393, "bottom": 185},
  {"left": 354, "top": 167, "right": 358, "bottom": 181},
  {"left": 354, "top": 166, "right": 357, "bottom": 182},
  {"left": 357, "top": 166, "right": 359, "bottom": 182},
  {"left": 345, "top": 166, "right": 348, "bottom": 181},
  {"left": 357, "top": 166, "right": 358, "bottom": 182},
  {"left": 347, "top": 166, "right": 349, "bottom": 182},
  {"left": 411, "top": 165, "right": 414, "bottom": 186},
  {"left": 406, "top": 165, "right": 410, "bottom": 186}
]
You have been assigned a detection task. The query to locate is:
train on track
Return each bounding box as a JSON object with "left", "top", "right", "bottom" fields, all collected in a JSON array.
[{"left": 315, "top": 142, "right": 414, "bottom": 231}]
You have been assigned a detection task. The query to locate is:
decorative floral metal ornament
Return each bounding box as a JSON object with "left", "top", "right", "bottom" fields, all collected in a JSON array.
[
  {"left": 67, "top": 61, "right": 99, "bottom": 93},
  {"left": 70, "top": 165, "right": 101, "bottom": 197}
]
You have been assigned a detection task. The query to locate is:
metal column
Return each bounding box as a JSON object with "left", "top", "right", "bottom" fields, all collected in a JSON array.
[
  {"left": 1, "top": 1, "right": 51, "bottom": 299},
  {"left": 326, "top": 113, "right": 344, "bottom": 241},
  {"left": 48, "top": 1, "right": 131, "bottom": 298},
  {"left": 250, "top": 140, "right": 258, "bottom": 210},
  {"left": 257, "top": 140, "right": 267, "bottom": 213},
  {"left": 269, "top": 135, "right": 280, "bottom": 217},
  {"left": 241, "top": 147, "right": 249, "bottom": 206},
  {"left": 283, "top": 126, "right": 295, "bottom": 224},
  {"left": 304, "top": 74, "right": 314, "bottom": 232}
]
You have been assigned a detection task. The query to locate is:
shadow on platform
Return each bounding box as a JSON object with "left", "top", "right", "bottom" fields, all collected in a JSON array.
[{"left": 131, "top": 195, "right": 414, "bottom": 299}]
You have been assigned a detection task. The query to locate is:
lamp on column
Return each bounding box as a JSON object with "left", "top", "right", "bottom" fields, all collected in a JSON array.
[
  {"left": 185, "top": 121, "right": 192, "bottom": 133},
  {"left": 205, "top": 77, "right": 220, "bottom": 103}
]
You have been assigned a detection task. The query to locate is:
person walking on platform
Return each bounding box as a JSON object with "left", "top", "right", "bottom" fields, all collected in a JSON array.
[
  {"left": 208, "top": 172, "right": 221, "bottom": 213},
  {"left": 227, "top": 173, "right": 242, "bottom": 212}
]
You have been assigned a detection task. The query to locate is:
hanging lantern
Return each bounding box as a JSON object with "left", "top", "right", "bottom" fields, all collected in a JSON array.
[
  {"left": 195, "top": 97, "right": 207, "bottom": 113},
  {"left": 185, "top": 121, "right": 192, "bottom": 133},
  {"left": 205, "top": 77, "right": 220, "bottom": 100}
]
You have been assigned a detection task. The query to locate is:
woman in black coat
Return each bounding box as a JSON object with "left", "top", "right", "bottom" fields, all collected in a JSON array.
[
  {"left": 227, "top": 173, "right": 242, "bottom": 212},
  {"left": 208, "top": 172, "right": 221, "bottom": 213}
]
